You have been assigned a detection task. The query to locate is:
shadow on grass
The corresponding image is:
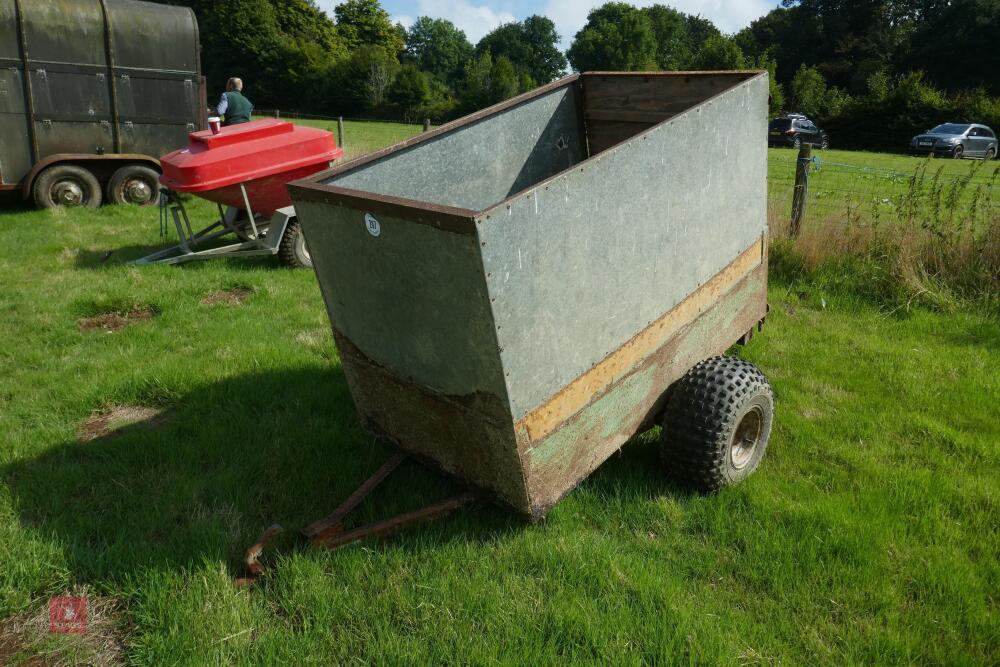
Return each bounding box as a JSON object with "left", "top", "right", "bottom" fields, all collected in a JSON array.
[
  {"left": 73, "top": 244, "right": 295, "bottom": 271},
  {"left": 0, "top": 369, "right": 580, "bottom": 586},
  {"left": 2, "top": 365, "right": 689, "bottom": 584}
]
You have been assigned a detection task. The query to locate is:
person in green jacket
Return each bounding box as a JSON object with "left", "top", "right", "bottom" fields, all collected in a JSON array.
[{"left": 217, "top": 77, "right": 253, "bottom": 126}]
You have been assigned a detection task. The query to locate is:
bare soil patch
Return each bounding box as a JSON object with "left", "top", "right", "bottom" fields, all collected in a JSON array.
[
  {"left": 201, "top": 287, "right": 253, "bottom": 306},
  {"left": 77, "top": 307, "right": 155, "bottom": 333},
  {"left": 78, "top": 405, "right": 163, "bottom": 442},
  {"left": 0, "top": 596, "right": 126, "bottom": 667}
]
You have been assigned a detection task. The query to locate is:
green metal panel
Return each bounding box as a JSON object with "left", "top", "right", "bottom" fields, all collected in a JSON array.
[
  {"left": 0, "top": 0, "right": 19, "bottom": 59},
  {"left": 106, "top": 0, "right": 199, "bottom": 72},
  {"left": 21, "top": 0, "right": 107, "bottom": 65}
]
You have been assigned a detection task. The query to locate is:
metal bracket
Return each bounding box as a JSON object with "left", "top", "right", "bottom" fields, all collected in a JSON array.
[{"left": 234, "top": 453, "right": 479, "bottom": 586}]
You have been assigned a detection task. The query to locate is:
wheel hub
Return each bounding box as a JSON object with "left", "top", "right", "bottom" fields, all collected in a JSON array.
[
  {"left": 123, "top": 178, "right": 152, "bottom": 205},
  {"left": 52, "top": 180, "right": 84, "bottom": 206},
  {"left": 731, "top": 406, "right": 763, "bottom": 469}
]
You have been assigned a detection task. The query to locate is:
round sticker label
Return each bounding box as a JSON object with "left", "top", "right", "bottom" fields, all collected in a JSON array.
[{"left": 364, "top": 213, "right": 381, "bottom": 237}]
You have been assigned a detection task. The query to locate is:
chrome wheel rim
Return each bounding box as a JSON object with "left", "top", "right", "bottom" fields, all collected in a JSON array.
[
  {"left": 51, "top": 179, "right": 85, "bottom": 206},
  {"left": 122, "top": 177, "right": 153, "bottom": 205},
  {"left": 731, "top": 406, "right": 764, "bottom": 470}
]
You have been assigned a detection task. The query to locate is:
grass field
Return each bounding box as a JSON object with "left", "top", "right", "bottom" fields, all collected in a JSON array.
[
  {"left": 767, "top": 147, "right": 1000, "bottom": 230},
  {"left": 0, "top": 124, "right": 998, "bottom": 664},
  {"left": 253, "top": 115, "right": 428, "bottom": 160}
]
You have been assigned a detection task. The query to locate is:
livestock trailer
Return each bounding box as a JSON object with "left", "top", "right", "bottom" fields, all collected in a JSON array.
[
  {"left": 0, "top": 0, "right": 205, "bottom": 208},
  {"left": 288, "top": 71, "right": 773, "bottom": 529}
]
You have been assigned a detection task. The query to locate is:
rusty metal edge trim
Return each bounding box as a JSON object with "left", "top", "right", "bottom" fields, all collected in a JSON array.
[
  {"left": 292, "top": 74, "right": 582, "bottom": 188},
  {"left": 300, "top": 452, "right": 407, "bottom": 540},
  {"left": 287, "top": 182, "right": 479, "bottom": 235},
  {"left": 581, "top": 70, "right": 768, "bottom": 77},
  {"left": 309, "top": 491, "right": 479, "bottom": 551},
  {"left": 524, "top": 264, "right": 769, "bottom": 521},
  {"left": 515, "top": 237, "right": 766, "bottom": 443},
  {"left": 480, "top": 71, "right": 769, "bottom": 216}
]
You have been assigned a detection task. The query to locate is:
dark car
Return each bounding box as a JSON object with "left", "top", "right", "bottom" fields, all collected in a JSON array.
[
  {"left": 910, "top": 123, "right": 997, "bottom": 159},
  {"left": 768, "top": 116, "right": 828, "bottom": 149}
]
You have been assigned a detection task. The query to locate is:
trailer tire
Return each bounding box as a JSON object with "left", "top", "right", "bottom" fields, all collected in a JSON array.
[
  {"left": 660, "top": 356, "right": 773, "bottom": 492},
  {"left": 33, "top": 165, "right": 103, "bottom": 209},
  {"left": 278, "top": 220, "right": 312, "bottom": 268},
  {"left": 108, "top": 165, "right": 160, "bottom": 206}
]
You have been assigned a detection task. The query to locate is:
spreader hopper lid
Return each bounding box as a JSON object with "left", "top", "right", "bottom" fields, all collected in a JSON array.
[{"left": 160, "top": 119, "right": 342, "bottom": 193}]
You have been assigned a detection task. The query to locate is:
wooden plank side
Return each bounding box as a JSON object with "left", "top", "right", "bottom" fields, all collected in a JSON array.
[
  {"left": 581, "top": 72, "right": 757, "bottom": 155},
  {"left": 586, "top": 120, "right": 649, "bottom": 155},
  {"left": 521, "top": 259, "right": 769, "bottom": 517},
  {"left": 582, "top": 72, "right": 754, "bottom": 114}
]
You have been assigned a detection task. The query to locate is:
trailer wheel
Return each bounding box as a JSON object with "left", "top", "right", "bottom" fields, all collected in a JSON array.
[
  {"left": 660, "top": 356, "right": 773, "bottom": 492},
  {"left": 33, "top": 165, "right": 102, "bottom": 209},
  {"left": 108, "top": 165, "right": 160, "bottom": 206},
  {"left": 278, "top": 220, "right": 312, "bottom": 268}
]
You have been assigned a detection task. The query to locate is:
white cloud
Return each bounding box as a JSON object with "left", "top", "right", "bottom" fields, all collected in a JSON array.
[
  {"left": 544, "top": 0, "right": 777, "bottom": 49},
  {"left": 315, "top": 0, "right": 515, "bottom": 44},
  {"left": 406, "top": 0, "right": 516, "bottom": 42}
]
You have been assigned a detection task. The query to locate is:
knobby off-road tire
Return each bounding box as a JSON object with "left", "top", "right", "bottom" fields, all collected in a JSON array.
[
  {"left": 33, "top": 164, "right": 102, "bottom": 209},
  {"left": 278, "top": 219, "right": 312, "bottom": 268},
  {"left": 660, "top": 356, "right": 774, "bottom": 492}
]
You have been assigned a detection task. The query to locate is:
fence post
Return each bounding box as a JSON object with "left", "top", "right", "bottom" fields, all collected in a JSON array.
[
  {"left": 275, "top": 109, "right": 280, "bottom": 119},
  {"left": 790, "top": 144, "right": 812, "bottom": 237},
  {"left": 337, "top": 117, "right": 345, "bottom": 149},
  {"left": 423, "top": 118, "right": 431, "bottom": 132}
]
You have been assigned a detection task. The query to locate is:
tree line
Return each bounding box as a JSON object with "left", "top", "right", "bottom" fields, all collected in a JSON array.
[{"left": 161, "top": 0, "right": 999, "bottom": 150}]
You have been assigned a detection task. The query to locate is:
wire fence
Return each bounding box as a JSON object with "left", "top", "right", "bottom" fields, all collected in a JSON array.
[
  {"left": 768, "top": 149, "right": 1000, "bottom": 235},
  {"left": 255, "top": 109, "right": 429, "bottom": 126}
]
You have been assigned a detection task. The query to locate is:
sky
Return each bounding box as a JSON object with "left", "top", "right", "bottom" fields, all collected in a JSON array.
[{"left": 314, "top": 1, "right": 781, "bottom": 49}]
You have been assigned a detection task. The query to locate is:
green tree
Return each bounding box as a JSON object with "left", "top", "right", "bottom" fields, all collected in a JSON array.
[
  {"left": 335, "top": 44, "right": 399, "bottom": 113},
  {"left": 790, "top": 64, "right": 827, "bottom": 117},
  {"left": 389, "top": 64, "right": 431, "bottom": 118},
  {"left": 334, "top": 0, "right": 403, "bottom": 54},
  {"left": 642, "top": 4, "right": 691, "bottom": 70},
  {"left": 566, "top": 3, "right": 658, "bottom": 72},
  {"left": 458, "top": 52, "right": 523, "bottom": 113},
  {"left": 476, "top": 16, "right": 567, "bottom": 84},
  {"left": 690, "top": 35, "right": 745, "bottom": 70},
  {"left": 404, "top": 17, "right": 472, "bottom": 86},
  {"left": 905, "top": 0, "right": 1000, "bottom": 95}
]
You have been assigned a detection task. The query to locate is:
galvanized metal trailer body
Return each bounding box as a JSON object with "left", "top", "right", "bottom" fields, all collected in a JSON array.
[
  {"left": 290, "top": 71, "right": 770, "bottom": 519},
  {"left": 0, "top": 0, "right": 204, "bottom": 202}
]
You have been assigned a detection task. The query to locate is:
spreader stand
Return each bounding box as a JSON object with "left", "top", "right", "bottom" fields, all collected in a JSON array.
[{"left": 133, "top": 188, "right": 310, "bottom": 268}]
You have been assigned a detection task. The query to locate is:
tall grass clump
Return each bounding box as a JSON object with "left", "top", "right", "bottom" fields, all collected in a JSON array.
[{"left": 770, "top": 160, "right": 999, "bottom": 314}]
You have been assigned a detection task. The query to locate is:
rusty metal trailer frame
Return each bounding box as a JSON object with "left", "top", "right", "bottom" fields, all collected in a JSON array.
[{"left": 289, "top": 71, "right": 771, "bottom": 525}]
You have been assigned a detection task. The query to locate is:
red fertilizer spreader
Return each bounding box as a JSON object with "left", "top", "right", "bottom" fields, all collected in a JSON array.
[{"left": 135, "top": 119, "right": 343, "bottom": 267}]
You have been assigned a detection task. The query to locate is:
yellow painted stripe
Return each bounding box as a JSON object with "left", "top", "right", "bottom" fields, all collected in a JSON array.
[{"left": 517, "top": 238, "right": 764, "bottom": 443}]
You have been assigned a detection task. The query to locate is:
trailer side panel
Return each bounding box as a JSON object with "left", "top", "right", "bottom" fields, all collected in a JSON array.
[{"left": 478, "top": 73, "right": 769, "bottom": 425}]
